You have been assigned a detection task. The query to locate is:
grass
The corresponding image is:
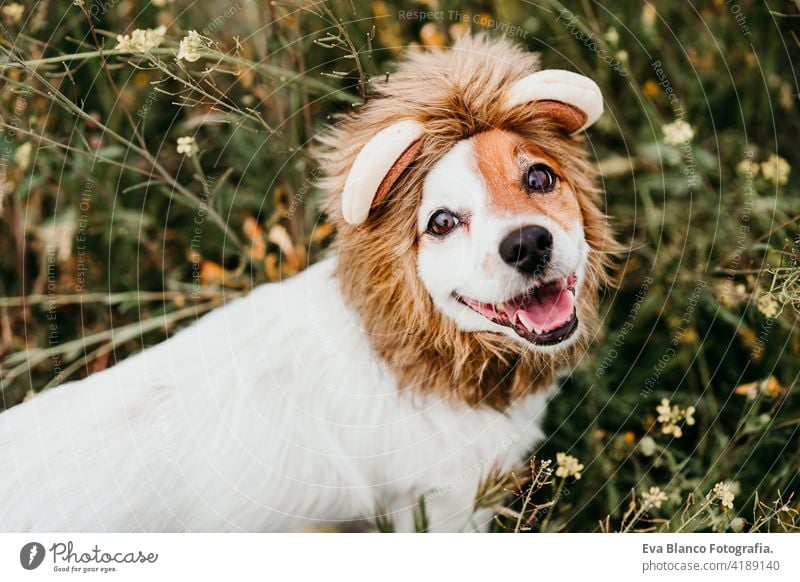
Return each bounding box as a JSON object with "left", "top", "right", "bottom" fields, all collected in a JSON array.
[{"left": 0, "top": 0, "right": 798, "bottom": 532}]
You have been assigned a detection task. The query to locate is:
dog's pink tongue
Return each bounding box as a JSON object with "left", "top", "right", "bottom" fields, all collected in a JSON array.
[{"left": 515, "top": 285, "right": 574, "bottom": 333}]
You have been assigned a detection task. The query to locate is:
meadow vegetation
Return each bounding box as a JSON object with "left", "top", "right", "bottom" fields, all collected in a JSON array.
[{"left": 0, "top": 0, "right": 798, "bottom": 531}]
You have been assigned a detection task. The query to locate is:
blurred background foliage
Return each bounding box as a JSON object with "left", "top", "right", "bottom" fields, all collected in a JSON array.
[{"left": 0, "top": 0, "right": 798, "bottom": 531}]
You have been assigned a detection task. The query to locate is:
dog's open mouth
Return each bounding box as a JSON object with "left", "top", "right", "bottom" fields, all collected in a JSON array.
[{"left": 456, "top": 276, "right": 578, "bottom": 346}]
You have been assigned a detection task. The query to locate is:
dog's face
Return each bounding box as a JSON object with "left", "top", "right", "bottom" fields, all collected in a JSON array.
[
  {"left": 416, "top": 129, "right": 588, "bottom": 352},
  {"left": 328, "top": 43, "right": 612, "bottom": 404},
  {"left": 334, "top": 63, "right": 606, "bottom": 372}
]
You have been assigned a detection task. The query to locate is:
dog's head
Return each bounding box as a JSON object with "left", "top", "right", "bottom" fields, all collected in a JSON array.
[{"left": 320, "top": 34, "right": 617, "bottom": 407}]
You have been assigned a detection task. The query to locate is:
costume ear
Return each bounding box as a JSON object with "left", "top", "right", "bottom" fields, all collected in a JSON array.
[
  {"left": 342, "top": 120, "right": 425, "bottom": 225},
  {"left": 505, "top": 69, "right": 603, "bottom": 134}
]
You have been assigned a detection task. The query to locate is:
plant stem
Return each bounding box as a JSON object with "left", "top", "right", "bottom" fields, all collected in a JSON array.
[
  {"left": 0, "top": 48, "right": 360, "bottom": 104},
  {"left": 540, "top": 477, "right": 566, "bottom": 532}
]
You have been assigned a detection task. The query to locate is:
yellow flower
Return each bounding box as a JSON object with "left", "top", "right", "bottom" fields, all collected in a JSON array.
[
  {"left": 475, "top": 12, "right": 493, "bottom": 27},
  {"left": 662, "top": 119, "right": 694, "bottom": 146},
  {"left": 760, "top": 154, "right": 790, "bottom": 185},
  {"left": 680, "top": 327, "right": 698, "bottom": 345},
  {"left": 764, "top": 376, "right": 786, "bottom": 397},
  {"left": 419, "top": 23, "right": 445, "bottom": 47},
  {"left": 555, "top": 452, "right": 584, "bottom": 480},
  {"left": 643, "top": 79, "right": 660, "bottom": 97},
  {"left": 734, "top": 376, "right": 785, "bottom": 400},
  {"left": 448, "top": 22, "right": 469, "bottom": 40},
  {"left": 1, "top": 3, "right": 24, "bottom": 24}
]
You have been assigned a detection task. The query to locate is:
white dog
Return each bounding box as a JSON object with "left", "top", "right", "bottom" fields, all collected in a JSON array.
[{"left": 0, "top": 35, "right": 615, "bottom": 532}]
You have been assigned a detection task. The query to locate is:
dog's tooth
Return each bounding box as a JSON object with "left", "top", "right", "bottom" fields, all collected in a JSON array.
[{"left": 517, "top": 311, "right": 542, "bottom": 335}]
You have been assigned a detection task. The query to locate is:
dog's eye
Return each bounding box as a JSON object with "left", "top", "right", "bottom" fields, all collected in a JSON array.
[
  {"left": 525, "top": 164, "right": 557, "bottom": 193},
  {"left": 427, "top": 210, "right": 459, "bottom": 236}
]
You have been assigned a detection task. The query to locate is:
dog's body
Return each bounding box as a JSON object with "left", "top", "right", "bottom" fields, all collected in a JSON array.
[
  {"left": 1, "top": 35, "right": 616, "bottom": 532},
  {"left": 0, "top": 258, "right": 549, "bottom": 531}
]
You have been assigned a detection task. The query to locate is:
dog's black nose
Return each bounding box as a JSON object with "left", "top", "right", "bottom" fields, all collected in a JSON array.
[{"left": 499, "top": 226, "right": 553, "bottom": 275}]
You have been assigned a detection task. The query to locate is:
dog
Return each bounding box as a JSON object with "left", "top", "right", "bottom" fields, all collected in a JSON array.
[{"left": 0, "top": 34, "right": 616, "bottom": 532}]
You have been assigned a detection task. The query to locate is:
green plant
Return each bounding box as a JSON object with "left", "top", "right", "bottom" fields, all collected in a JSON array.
[{"left": 0, "top": 0, "right": 797, "bottom": 532}]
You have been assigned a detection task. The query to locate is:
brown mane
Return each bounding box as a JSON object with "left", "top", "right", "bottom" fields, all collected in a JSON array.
[{"left": 317, "top": 34, "right": 620, "bottom": 410}]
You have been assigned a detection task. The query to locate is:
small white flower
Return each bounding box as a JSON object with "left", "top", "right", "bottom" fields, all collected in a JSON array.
[
  {"left": 639, "top": 436, "right": 657, "bottom": 457},
  {"left": 176, "top": 136, "right": 199, "bottom": 157},
  {"left": 730, "top": 517, "right": 745, "bottom": 532},
  {"left": 708, "top": 481, "right": 735, "bottom": 510},
  {"left": 603, "top": 27, "right": 619, "bottom": 45},
  {"left": 14, "top": 142, "right": 32, "bottom": 171},
  {"left": 662, "top": 119, "right": 694, "bottom": 146},
  {"left": 177, "top": 30, "right": 207, "bottom": 63},
  {"left": 760, "top": 154, "right": 790, "bottom": 185},
  {"left": 663, "top": 422, "right": 683, "bottom": 438},
  {"left": 656, "top": 398, "right": 672, "bottom": 423},
  {"left": 2, "top": 3, "right": 24, "bottom": 23},
  {"left": 152, "top": 0, "right": 175, "bottom": 6},
  {"left": 736, "top": 159, "right": 759, "bottom": 177},
  {"left": 115, "top": 25, "right": 167, "bottom": 53},
  {"left": 757, "top": 293, "right": 780, "bottom": 318},
  {"left": 655, "top": 398, "right": 696, "bottom": 438},
  {"left": 641, "top": 486, "right": 668, "bottom": 510},
  {"left": 555, "top": 452, "right": 584, "bottom": 480}
]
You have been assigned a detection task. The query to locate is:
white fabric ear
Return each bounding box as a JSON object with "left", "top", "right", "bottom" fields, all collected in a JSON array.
[
  {"left": 342, "top": 120, "right": 425, "bottom": 225},
  {"left": 506, "top": 69, "right": 603, "bottom": 133}
]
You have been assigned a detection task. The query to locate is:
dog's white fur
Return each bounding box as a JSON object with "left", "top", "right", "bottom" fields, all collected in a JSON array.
[{"left": 0, "top": 256, "right": 551, "bottom": 532}]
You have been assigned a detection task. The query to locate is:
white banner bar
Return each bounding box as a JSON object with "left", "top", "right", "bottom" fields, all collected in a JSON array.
[{"left": 1, "top": 533, "right": 798, "bottom": 581}]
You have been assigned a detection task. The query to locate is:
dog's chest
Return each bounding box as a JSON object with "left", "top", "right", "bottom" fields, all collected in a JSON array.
[{"left": 211, "top": 258, "right": 551, "bottom": 511}]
